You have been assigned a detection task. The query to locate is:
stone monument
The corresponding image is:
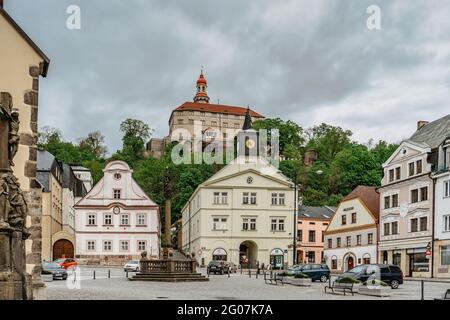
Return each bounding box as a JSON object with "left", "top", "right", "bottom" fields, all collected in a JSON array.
[{"left": 0, "top": 92, "right": 33, "bottom": 300}]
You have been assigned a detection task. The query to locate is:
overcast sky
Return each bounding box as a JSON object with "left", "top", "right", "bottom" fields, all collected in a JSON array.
[{"left": 6, "top": 0, "right": 450, "bottom": 153}]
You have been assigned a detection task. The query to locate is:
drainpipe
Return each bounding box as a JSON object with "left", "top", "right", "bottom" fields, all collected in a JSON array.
[{"left": 430, "top": 172, "right": 436, "bottom": 278}]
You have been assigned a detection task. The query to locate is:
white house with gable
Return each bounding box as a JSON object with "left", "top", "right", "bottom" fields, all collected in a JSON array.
[{"left": 74, "top": 160, "right": 160, "bottom": 265}]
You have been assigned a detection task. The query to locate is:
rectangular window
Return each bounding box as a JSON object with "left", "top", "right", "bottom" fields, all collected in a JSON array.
[
  {"left": 357, "top": 235, "right": 362, "bottom": 246},
  {"left": 278, "top": 219, "right": 285, "bottom": 231},
  {"left": 416, "top": 160, "right": 423, "bottom": 174},
  {"left": 250, "top": 218, "right": 256, "bottom": 230},
  {"left": 441, "top": 246, "right": 450, "bottom": 266},
  {"left": 384, "top": 223, "right": 390, "bottom": 236},
  {"left": 113, "top": 189, "right": 121, "bottom": 199},
  {"left": 411, "top": 189, "right": 419, "bottom": 203},
  {"left": 411, "top": 218, "right": 418, "bottom": 232},
  {"left": 419, "top": 216, "right": 428, "bottom": 231},
  {"left": 137, "top": 241, "right": 146, "bottom": 252},
  {"left": 120, "top": 214, "right": 130, "bottom": 226},
  {"left": 445, "top": 181, "right": 450, "bottom": 198},
  {"left": 351, "top": 212, "right": 357, "bottom": 224},
  {"left": 328, "top": 238, "right": 332, "bottom": 249},
  {"left": 213, "top": 192, "right": 220, "bottom": 204},
  {"left": 420, "top": 187, "right": 428, "bottom": 201},
  {"left": 322, "top": 231, "right": 325, "bottom": 242},
  {"left": 396, "top": 167, "right": 401, "bottom": 180},
  {"left": 271, "top": 193, "right": 278, "bottom": 205},
  {"left": 384, "top": 196, "right": 390, "bottom": 209},
  {"left": 271, "top": 219, "right": 277, "bottom": 231},
  {"left": 214, "top": 217, "right": 227, "bottom": 230},
  {"left": 279, "top": 193, "right": 285, "bottom": 205},
  {"left": 308, "top": 230, "right": 316, "bottom": 243},
  {"left": 88, "top": 214, "right": 96, "bottom": 226},
  {"left": 346, "top": 236, "right": 351, "bottom": 247},
  {"left": 341, "top": 215, "right": 346, "bottom": 225},
  {"left": 389, "top": 169, "right": 394, "bottom": 182},
  {"left": 250, "top": 192, "right": 257, "bottom": 205},
  {"left": 137, "top": 213, "right": 146, "bottom": 226},
  {"left": 298, "top": 230, "right": 303, "bottom": 242},
  {"left": 87, "top": 241, "right": 95, "bottom": 251},
  {"left": 104, "top": 214, "right": 112, "bottom": 226},
  {"left": 243, "top": 192, "right": 249, "bottom": 204},
  {"left": 409, "top": 162, "right": 415, "bottom": 176},
  {"left": 242, "top": 218, "right": 249, "bottom": 230},
  {"left": 103, "top": 240, "right": 112, "bottom": 252},
  {"left": 392, "top": 221, "right": 399, "bottom": 235},
  {"left": 444, "top": 215, "right": 450, "bottom": 232},
  {"left": 368, "top": 233, "right": 373, "bottom": 245},
  {"left": 336, "top": 237, "right": 341, "bottom": 248},
  {"left": 221, "top": 192, "right": 228, "bottom": 204},
  {"left": 332, "top": 258, "right": 337, "bottom": 269},
  {"left": 392, "top": 194, "right": 399, "bottom": 207},
  {"left": 120, "top": 240, "right": 129, "bottom": 252},
  {"left": 213, "top": 218, "right": 220, "bottom": 230}
]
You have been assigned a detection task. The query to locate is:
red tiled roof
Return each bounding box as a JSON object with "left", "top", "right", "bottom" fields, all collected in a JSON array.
[
  {"left": 173, "top": 102, "right": 264, "bottom": 118},
  {"left": 342, "top": 186, "right": 380, "bottom": 220}
]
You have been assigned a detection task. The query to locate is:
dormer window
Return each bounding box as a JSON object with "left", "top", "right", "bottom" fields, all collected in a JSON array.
[{"left": 113, "top": 189, "right": 121, "bottom": 199}]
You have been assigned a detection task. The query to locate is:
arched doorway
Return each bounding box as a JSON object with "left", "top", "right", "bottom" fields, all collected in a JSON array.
[
  {"left": 343, "top": 253, "right": 355, "bottom": 271},
  {"left": 270, "top": 248, "right": 284, "bottom": 270},
  {"left": 53, "top": 239, "right": 74, "bottom": 259},
  {"left": 239, "top": 241, "right": 257, "bottom": 268},
  {"left": 212, "top": 248, "right": 227, "bottom": 261}
]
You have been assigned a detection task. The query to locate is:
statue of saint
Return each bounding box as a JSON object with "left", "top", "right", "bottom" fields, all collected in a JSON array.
[
  {"left": 8, "top": 176, "right": 27, "bottom": 229},
  {"left": 0, "top": 174, "right": 10, "bottom": 229},
  {"left": 8, "top": 109, "right": 20, "bottom": 167}
]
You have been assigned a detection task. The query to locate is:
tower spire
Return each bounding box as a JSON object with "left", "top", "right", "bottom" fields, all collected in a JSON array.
[{"left": 194, "top": 69, "right": 210, "bottom": 104}]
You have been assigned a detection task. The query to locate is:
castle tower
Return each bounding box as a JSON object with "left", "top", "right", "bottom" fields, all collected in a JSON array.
[{"left": 193, "top": 70, "right": 210, "bottom": 104}]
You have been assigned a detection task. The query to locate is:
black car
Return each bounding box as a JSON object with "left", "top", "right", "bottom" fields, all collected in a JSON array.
[
  {"left": 207, "top": 260, "right": 229, "bottom": 275},
  {"left": 336, "top": 264, "right": 403, "bottom": 289},
  {"left": 42, "top": 261, "right": 68, "bottom": 280},
  {"left": 288, "top": 263, "right": 330, "bottom": 282}
]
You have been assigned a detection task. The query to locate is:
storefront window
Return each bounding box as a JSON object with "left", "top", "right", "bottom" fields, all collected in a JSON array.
[
  {"left": 441, "top": 246, "right": 450, "bottom": 266},
  {"left": 393, "top": 251, "right": 401, "bottom": 266},
  {"left": 410, "top": 252, "right": 429, "bottom": 272}
]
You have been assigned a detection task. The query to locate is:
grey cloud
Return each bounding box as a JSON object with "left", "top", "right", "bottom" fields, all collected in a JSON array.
[{"left": 5, "top": 0, "right": 450, "bottom": 152}]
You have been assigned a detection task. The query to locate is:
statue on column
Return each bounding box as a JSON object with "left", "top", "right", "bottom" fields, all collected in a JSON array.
[
  {"left": 9, "top": 109, "right": 20, "bottom": 167},
  {"left": 0, "top": 173, "right": 10, "bottom": 229}
]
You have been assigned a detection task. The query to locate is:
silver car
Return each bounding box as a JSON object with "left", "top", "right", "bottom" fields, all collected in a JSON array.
[{"left": 124, "top": 260, "right": 140, "bottom": 272}]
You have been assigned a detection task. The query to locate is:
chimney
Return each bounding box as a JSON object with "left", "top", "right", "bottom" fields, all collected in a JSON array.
[{"left": 417, "top": 121, "right": 429, "bottom": 130}]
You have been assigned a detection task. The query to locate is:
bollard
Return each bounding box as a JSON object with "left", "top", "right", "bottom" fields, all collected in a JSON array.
[
  {"left": 329, "top": 275, "right": 331, "bottom": 287},
  {"left": 256, "top": 270, "right": 258, "bottom": 279},
  {"left": 108, "top": 269, "right": 111, "bottom": 279},
  {"left": 93, "top": 270, "right": 96, "bottom": 280},
  {"left": 126, "top": 270, "right": 129, "bottom": 279},
  {"left": 421, "top": 280, "right": 424, "bottom": 300},
  {"left": 249, "top": 269, "right": 251, "bottom": 278},
  {"left": 228, "top": 268, "right": 230, "bottom": 278},
  {"left": 240, "top": 264, "right": 242, "bottom": 274}
]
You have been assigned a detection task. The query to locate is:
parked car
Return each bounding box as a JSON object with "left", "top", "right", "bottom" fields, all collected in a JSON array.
[
  {"left": 54, "top": 258, "right": 77, "bottom": 270},
  {"left": 207, "top": 260, "right": 229, "bottom": 274},
  {"left": 42, "top": 261, "right": 68, "bottom": 280},
  {"left": 124, "top": 260, "right": 140, "bottom": 272},
  {"left": 287, "top": 263, "right": 330, "bottom": 282},
  {"left": 224, "top": 261, "right": 237, "bottom": 273},
  {"left": 336, "top": 264, "right": 403, "bottom": 289}
]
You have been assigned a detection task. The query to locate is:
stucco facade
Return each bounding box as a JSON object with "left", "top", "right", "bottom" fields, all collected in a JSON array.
[
  {"left": 0, "top": 5, "right": 50, "bottom": 298},
  {"left": 181, "top": 156, "right": 295, "bottom": 269},
  {"left": 324, "top": 187, "right": 379, "bottom": 272},
  {"left": 74, "top": 161, "right": 160, "bottom": 265},
  {"left": 378, "top": 141, "right": 434, "bottom": 278}
]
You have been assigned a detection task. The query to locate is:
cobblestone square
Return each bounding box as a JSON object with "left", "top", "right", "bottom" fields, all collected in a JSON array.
[{"left": 44, "top": 267, "right": 450, "bottom": 300}]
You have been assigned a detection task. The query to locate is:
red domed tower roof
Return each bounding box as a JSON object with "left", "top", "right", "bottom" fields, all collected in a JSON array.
[{"left": 194, "top": 69, "right": 210, "bottom": 103}]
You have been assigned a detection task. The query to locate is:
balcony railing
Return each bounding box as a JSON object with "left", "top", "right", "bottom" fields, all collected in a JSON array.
[{"left": 434, "top": 165, "right": 449, "bottom": 175}]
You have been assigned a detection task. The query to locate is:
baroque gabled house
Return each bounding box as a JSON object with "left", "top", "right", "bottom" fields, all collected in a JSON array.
[
  {"left": 74, "top": 161, "right": 160, "bottom": 265},
  {"left": 0, "top": 2, "right": 50, "bottom": 298},
  {"left": 378, "top": 116, "right": 450, "bottom": 278},
  {"left": 323, "top": 186, "right": 380, "bottom": 272}
]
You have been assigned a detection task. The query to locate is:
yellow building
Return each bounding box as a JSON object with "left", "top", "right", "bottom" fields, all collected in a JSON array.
[{"left": 0, "top": 2, "right": 50, "bottom": 298}]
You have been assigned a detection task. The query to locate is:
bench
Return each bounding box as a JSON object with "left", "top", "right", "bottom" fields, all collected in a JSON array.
[
  {"left": 264, "top": 272, "right": 285, "bottom": 285},
  {"left": 434, "top": 289, "right": 450, "bottom": 300},
  {"left": 324, "top": 281, "right": 355, "bottom": 296}
]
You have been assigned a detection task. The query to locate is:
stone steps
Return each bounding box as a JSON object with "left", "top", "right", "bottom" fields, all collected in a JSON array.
[{"left": 130, "top": 272, "right": 209, "bottom": 282}]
